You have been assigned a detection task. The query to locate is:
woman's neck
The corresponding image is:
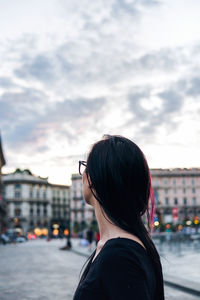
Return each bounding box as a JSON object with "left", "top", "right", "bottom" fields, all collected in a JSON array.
[
  {"left": 93, "top": 200, "right": 129, "bottom": 244},
  {"left": 93, "top": 198, "right": 146, "bottom": 250}
]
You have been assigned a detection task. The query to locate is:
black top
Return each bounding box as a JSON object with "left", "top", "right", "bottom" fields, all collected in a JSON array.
[{"left": 73, "top": 237, "right": 156, "bottom": 300}]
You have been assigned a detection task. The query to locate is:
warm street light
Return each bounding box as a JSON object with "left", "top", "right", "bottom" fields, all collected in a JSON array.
[{"left": 60, "top": 190, "right": 72, "bottom": 250}]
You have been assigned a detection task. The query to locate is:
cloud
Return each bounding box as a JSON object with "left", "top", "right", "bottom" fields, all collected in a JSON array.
[
  {"left": 1, "top": 0, "right": 200, "bottom": 182},
  {"left": 186, "top": 77, "right": 200, "bottom": 97},
  {"left": 0, "top": 77, "right": 15, "bottom": 88},
  {"left": 111, "top": 0, "right": 138, "bottom": 17},
  {"left": 127, "top": 82, "right": 185, "bottom": 142},
  {"left": 15, "top": 54, "right": 55, "bottom": 82},
  {"left": 0, "top": 87, "right": 106, "bottom": 151},
  {"left": 6, "top": 1, "right": 162, "bottom": 91}
]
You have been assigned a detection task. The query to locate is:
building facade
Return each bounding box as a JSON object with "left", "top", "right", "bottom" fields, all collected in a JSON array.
[
  {"left": 151, "top": 168, "right": 200, "bottom": 225},
  {"left": 0, "top": 134, "right": 6, "bottom": 234},
  {"left": 3, "top": 169, "right": 70, "bottom": 235},
  {"left": 70, "top": 174, "right": 96, "bottom": 232},
  {"left": 70, "top": 168, "right": 200, "bottom": 229}
]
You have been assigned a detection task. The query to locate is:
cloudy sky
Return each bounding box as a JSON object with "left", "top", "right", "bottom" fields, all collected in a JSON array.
[{"left": 0, "top": 0, "right": 200, "bottom": 185}]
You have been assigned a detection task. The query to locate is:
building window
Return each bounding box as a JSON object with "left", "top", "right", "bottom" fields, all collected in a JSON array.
[
  {"left": 174, "top": 188, "right": 176, "bottom": 194},
  {"left": 43, "top": 192, "right": 46, "bottom": 199},
  {"left": 30, "top": 208, "right": 34, "bottom": 216},
  {"left": 165, "top": 198, "right": 169, "bottom": 206},
  {"left": 14, "top": 183, "right": 21, "bottom": 199},
  {"left": 81, "top": 210, "right": 85, "bottom": 219},
  {"left": 164, "top": 179, "right": 168, "bottom": 184},
  {"left": 15, "top": 208, "right": 21, "bottom": 216},
  {"left": 173, "top": 179, "right": 176, "bottom": 185},
  {"left": 44, "top": 209, "right": 47, "bottom": 216},
  {"left": 183, "top": 197, "right": 187, "bottom": 205},
  {"left": 154, "top": 180, "right": 159, "bottom": 186},
  {"left": 174, "top": 198, "right": 178, "bottom": 205},
  {"left": 182, "top": 179, "right": 185, "bottom": 185},
  {"left": 165, "top": 189, "right": 168, "bottom": 194},
  {"left": 183, "top": 188, "right": 186, "bottom": 194},
  {"left": 191, "top": 179, "right": 195, "bottom": 185},
  {"left": 192, "top": 197, "right": 196, "bottom": 205},
  {"left": 192, "top": 188, "right": 195, "bottom": 194},
  {"left": 154, "top": 190, "right": 159, "bottom": 205},
  {"left": 15, "top": 191, "right": 21, "bottom": 199},
  {"left": 37, "top": 209, "right": 40, "bottom": 216}
]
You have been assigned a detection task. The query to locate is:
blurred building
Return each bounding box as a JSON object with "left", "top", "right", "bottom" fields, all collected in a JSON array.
[
  {"left": 70, "top": 168, "right": 200, "bottom": 227},
  {"left": 2, "top": 169, "right": 70, "bottom": 235},
  {"left": 50, "top": 183, "right": 70, "bottom": 236},
  {"left": 3, "top": 169, "right": 52, "bottom": 233},
  {"left": 70, "top": 174, "right": 96, "bottom": 232},
  {"left": 151, "top": 168, "right": 200, "bottom": 224},
  {"left": 0, "top": 134, "right": 6, "bottom": 234}
]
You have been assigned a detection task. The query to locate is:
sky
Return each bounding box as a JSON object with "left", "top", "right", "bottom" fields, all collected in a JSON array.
[{"left": 0, "top": 0, "right": 200, "bottom": 185}]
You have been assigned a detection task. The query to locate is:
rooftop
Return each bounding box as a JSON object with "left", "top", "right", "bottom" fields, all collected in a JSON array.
[{"left": 2, "top": 169, "right": 48, "bottom": 184}]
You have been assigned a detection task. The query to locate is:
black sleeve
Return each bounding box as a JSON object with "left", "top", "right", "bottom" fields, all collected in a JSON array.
[{"left": 100, "top": 250, "right": 151, "bottom": 300}]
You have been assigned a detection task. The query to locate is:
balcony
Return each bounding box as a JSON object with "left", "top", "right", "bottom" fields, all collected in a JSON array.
[{"left": 73, "top": 196, "right": 83, "bottom": 201}]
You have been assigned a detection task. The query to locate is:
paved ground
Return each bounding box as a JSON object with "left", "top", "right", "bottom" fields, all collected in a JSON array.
[
  {"left": 0, "top": 238, "right": 199, "bottom": 300},
  {"left": 154, "top": 238, "right": 200, "bottom": 285},
  {"left": 0, "top": 239, "right": 82, "bottom": 300}
]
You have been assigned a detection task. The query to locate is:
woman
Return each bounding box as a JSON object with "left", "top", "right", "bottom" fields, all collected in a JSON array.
[{"left": 73, "top": 135, "right": 164, "bottom": 300}]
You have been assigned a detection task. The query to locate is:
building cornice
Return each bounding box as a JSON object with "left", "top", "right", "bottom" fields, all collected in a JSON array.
[
  {"left": 50, "top": 183, "right": 69, "bottom": 189},
  {"left": 150, "top": 168, "right": 200, "bottom": 177}
]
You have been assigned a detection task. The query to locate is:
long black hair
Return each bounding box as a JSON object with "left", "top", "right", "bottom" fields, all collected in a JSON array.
[{"left": 75, "top": 135, "right": 164, "bottom": 299}]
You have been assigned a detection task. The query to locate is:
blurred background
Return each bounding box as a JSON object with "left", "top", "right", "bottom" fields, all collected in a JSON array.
[{"left": 0, "top": 0, "right": 200, "bottom": 299}]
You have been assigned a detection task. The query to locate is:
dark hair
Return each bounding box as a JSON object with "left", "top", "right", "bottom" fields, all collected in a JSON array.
[{"left": 76, "top": 135, "right": 164, "bottom": 299}]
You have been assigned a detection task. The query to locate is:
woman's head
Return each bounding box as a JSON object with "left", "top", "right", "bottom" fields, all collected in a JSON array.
[
  {"left": 82, "top": 134, "right": 155, "bottom": 231},
  {"left": 78, "top": 135, "right": 164, "bottom": 300}
]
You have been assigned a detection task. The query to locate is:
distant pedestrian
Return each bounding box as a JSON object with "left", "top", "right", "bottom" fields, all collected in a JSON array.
[
  {"left": 47, "top": 235, "right": 51, "bottom": 242},
  {"left": 86, "top": 227, "right": 94, "bottom": 251},
  {"left": 79, "top": 232, "right": 83, "bottom": 239},
  {"left": 11, "top": 231, "right": 17, "bottom": 245},
  {"left": 95, "top": 231, "right": 100, "bottom": 246},
  {"left": 74, "top": 135, "right": 164, "bottom": 299},
  {"left": 1, "top": 233, "right": 9, "bottom": 245}
]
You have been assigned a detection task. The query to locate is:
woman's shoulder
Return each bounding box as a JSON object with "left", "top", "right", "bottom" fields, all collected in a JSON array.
[
  {"left": 92, "top": 238, "right": 151, "bottom": 282},
  {"left": 97, "top": 237, "right": 149, "bottom": 269},
  {"left": 101, "top": 237, "right": 147, "bottom": 255}
]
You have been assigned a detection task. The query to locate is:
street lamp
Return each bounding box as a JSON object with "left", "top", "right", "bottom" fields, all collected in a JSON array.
[
  {"left": 66, "top": 203, "right": 72, "bottom": 248},
  {"left": 60, "top": 192, "right": 72, "bottom": 250}
]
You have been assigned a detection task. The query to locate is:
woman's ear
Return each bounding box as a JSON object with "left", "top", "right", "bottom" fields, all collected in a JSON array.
[{"left": 87, "top": 174, "right": 93, "bottom": 189}]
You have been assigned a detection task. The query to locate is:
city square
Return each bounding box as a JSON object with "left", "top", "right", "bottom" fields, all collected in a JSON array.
[{"left": 1, "top": 238, "right": 200, "bottom": 300}]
